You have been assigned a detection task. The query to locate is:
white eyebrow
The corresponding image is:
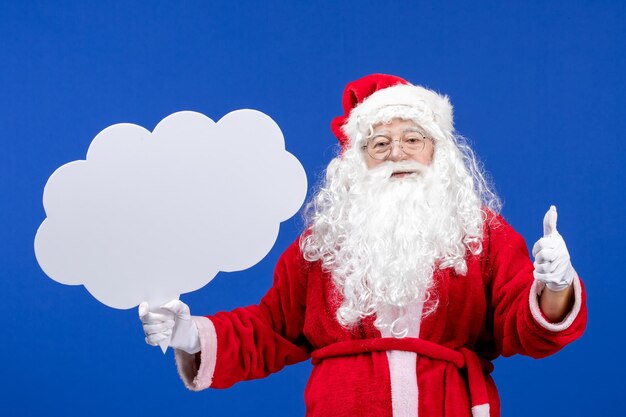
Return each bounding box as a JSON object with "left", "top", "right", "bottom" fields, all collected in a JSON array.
[{"left": 370, "top": 127, "right": 424, "bottom": 137}]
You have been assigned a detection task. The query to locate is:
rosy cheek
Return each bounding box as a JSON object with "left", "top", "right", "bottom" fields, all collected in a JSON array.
[
  {"left": 422, "top": 146, "right": 434, "bottom": 165},
  {"left": 365, "top": 156, "right": 380, "bottom": 169}
]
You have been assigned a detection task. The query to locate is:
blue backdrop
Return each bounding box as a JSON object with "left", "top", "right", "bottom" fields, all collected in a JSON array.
[{"left": 1, "top": 1, "right": 624, "bottom": 416}]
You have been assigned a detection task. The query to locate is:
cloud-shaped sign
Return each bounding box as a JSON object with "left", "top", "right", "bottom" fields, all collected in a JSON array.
[{"left": 35, "top": 110, "right": 307, "bottom": 310}]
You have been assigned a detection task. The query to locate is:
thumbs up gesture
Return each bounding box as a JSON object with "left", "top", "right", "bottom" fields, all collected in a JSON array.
[{"left": 532, "top": 205, "right": 576, "bottom": 292}]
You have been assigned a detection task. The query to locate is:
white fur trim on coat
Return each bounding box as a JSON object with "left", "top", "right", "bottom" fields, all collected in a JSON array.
[
  {"left": 174, "top": 316, "right": 217, "bottom": 391},
  {"left": 529, "top": 274, "right": 583, "bottom": 332},
  {"left": 471, "top": 403, "right": 490, "bottom": 417},
  {"left": 387, "top": 351, "right": 419, "bottom": 417},
  {"left": 378, "top": 300, "right": 424, "bottom": 417}
]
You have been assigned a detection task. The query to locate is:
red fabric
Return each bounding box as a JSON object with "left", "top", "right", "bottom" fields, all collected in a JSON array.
[
  {"left": 331, "top": 74, "right": 408, "bottom": 151},
  {"left": 204, "top": 213, "right": 587, "bottom": 417},
  {"left": 311, "top": 338, "right": 466, "bottom": 368},
  {"left": 311, "top": 337, "right": 492, "bottom": 411}
]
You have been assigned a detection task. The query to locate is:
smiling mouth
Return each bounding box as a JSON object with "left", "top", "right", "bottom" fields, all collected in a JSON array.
[{"left": 391, "top": 171, "right": 418, "bottom": 178}]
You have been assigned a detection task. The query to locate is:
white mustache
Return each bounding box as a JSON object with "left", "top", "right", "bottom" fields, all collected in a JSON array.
[{"left": 368, "top": 161, "right": 430, "bottom": 179}]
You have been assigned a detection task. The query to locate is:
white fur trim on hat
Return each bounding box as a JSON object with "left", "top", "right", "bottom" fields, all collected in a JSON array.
[{"left": 342, "top": 84, "right": 454, "bottom": 147}]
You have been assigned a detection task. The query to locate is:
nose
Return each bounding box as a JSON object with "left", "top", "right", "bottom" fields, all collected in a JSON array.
[{"left": 387, "top": 140, "right": 406, "bottom": 161}]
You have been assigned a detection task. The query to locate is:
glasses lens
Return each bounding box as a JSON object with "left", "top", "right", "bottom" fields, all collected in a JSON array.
[
  {"left": 402, "top": 133, "right": 426, "bottom": 154},
  {"left": 367, "top": 137, "right": 391, "bottom": 160}
]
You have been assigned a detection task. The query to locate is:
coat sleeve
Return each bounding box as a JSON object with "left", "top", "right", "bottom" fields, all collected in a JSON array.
[
  {"left": 485, "top": 214, "right": 587, "bottom": 359},
  {"left": 174, "top": 238, "right": 312, "bottom": 390}
]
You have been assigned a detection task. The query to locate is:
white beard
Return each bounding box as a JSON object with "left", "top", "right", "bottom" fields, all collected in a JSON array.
[
  {"left": 332, "top": 161, "right": 447, "bottom": 332},
  {"left": 302, "top": 147, "right": 487, "bottom": 336}
]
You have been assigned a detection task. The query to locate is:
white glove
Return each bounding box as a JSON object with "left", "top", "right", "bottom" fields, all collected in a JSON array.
[
  {"left": 138, "top": 299, "right": 201, "bottom": 354},
  {"left": 532, "top": 205, "right": 576, "bottom": 292}
]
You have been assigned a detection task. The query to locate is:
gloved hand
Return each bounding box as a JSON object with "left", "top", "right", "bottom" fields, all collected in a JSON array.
[
  {"left": 532, "top": 205, "right": 576, "bottom": 292},
  {"left": 139, "top": 299, "right": 200, "bottom": 354}
]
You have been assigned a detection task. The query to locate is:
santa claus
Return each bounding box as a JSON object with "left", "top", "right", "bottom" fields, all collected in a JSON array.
[{"left": 139, "top": 74, "right": 586, "bottom": 417}]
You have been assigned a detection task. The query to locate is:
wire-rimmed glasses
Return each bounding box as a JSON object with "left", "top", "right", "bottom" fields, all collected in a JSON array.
[{"left": 362, "top": 131, "right": 430, "bottom": 160}]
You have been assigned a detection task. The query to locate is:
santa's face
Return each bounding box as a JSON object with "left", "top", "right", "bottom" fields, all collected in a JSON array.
[
  {"left": 363, "top": 118, "right": 434, "bottom": 174},
  {"left": 301, "top": 114, "right": 488, "bottom": 331}
]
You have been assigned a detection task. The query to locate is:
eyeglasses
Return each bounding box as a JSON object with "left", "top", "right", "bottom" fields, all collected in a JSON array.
[{"left": 362, "top": 131, "right": 431, "bottom": 160}]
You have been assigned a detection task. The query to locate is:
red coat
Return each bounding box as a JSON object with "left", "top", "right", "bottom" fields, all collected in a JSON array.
[{"left": 175, "top": 214, "right": 587, "bottom": 417}]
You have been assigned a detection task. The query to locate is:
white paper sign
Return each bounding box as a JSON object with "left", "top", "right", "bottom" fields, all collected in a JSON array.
[{"left": 35, "top": 110, "right": 307, "bottom": 312}]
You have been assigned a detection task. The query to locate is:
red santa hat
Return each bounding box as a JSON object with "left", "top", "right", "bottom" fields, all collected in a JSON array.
[{"left": 331, "top": 74, "right": 454, "bottom": 152}]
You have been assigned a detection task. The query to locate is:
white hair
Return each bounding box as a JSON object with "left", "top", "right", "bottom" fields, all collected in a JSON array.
[{"left": 301, "top": 118, "right": 501, "bottom": 333}]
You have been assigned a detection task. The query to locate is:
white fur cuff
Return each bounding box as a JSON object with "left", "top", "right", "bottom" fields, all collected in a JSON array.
[
  {"left": 529, "top": 275, "right": 583, "bottom": 332},
  {"left": 174, "top": 316, "right": 217, "bottom": 391}
]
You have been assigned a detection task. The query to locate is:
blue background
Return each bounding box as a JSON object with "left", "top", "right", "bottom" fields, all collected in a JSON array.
[{"left": 1, "top": 1, "right": 624, "bottom": 416}]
